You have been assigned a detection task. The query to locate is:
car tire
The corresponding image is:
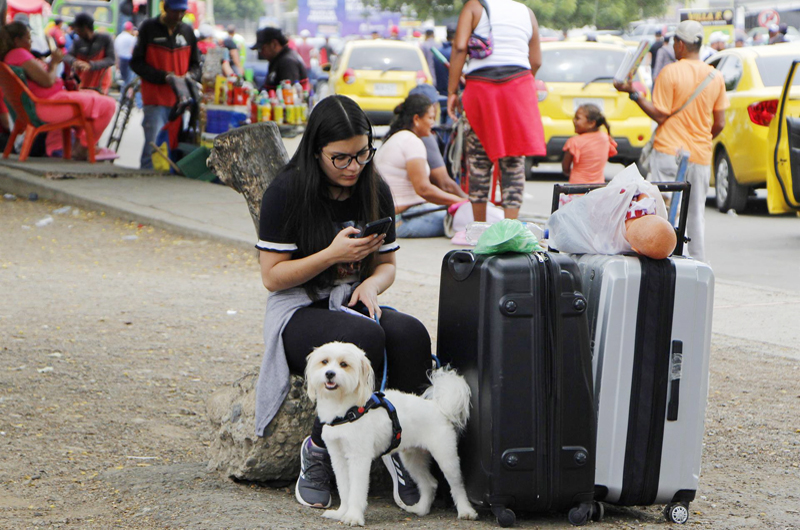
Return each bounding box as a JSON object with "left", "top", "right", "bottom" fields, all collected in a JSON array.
[{"left": 715, "top": 149, "right": 748, "bottom": 213}]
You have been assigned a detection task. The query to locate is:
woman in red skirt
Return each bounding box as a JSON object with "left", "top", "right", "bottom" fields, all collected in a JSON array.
[{"left": 447, "top": 0, "right": 545, "bottom": 221}]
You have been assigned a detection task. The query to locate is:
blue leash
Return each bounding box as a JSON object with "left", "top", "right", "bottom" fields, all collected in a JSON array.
[
  {"left": 374, "top": 312, "right": 389, "bottom": 393},
  {"left": 374, "top": 307, "right": 441, "bottom": 393}
]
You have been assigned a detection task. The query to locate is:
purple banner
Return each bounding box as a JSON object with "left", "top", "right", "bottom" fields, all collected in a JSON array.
[{"left": 298, "top": 0, "right": 401, "bottom": 37}]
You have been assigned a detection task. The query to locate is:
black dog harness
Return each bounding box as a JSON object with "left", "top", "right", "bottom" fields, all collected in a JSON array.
[{"left": 324, "top": 392, "right": 402, "bottom": 456}]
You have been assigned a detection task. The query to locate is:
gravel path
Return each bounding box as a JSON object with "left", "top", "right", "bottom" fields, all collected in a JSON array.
[{"left": 1, "top": 195, "right": 798, "bottom": 529}]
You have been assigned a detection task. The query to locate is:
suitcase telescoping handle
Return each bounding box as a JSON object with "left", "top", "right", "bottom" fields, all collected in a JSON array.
[{"left": 550, "top": 182, "right": 691, "bottom": 257}]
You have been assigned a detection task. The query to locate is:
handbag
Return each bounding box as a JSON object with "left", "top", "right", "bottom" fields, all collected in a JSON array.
[
  {"left": 637, "top": 71, "right": 717, "bottom": 175},
  {"left": 467, "top": 0, "right": 493, "bottom": 60}
]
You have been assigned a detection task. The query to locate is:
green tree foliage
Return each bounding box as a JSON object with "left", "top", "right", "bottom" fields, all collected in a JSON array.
[
  {"left": 375, "top": 0, "right": 668, "bottom": 30},
  {"left": 215, "top": 0, "right": 266, "bottom": 21}
]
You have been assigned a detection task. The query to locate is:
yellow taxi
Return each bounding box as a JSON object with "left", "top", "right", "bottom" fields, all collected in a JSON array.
[
  {"left": 708, "top": 43, "right": 800, "bottom": 213},
  {"left": 535, "top": 41, "right": 652, "bottom": 166},
  {"left": 326, "top": 39, "right": 434, "bottom": 125},
  {"left": 767, "top": 57, "right": 800, "bottom": 215}
]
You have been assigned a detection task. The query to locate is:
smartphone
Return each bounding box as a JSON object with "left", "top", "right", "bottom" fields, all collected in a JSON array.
[{"left": 360, "top": 217, "right": 392, "bottom": 238}]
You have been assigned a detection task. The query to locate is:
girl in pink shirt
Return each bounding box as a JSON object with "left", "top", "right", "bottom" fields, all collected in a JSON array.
[
  {"left": 562, "top": 104, "right": 618, "bottom": 184},
  {"left": 0, "top": 22, "right": 117, "bottom": 160}
]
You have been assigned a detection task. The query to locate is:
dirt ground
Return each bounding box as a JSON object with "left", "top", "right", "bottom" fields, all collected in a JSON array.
[{"left": 1, "top": 195, "right": 798, "bottom": 530}]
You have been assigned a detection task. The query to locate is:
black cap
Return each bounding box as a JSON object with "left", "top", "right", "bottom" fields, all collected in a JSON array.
[
  {"left": 54, "top": 18, "right": 63, "bottom": 25},
  {"left": 251, "top": 27, "right": 287, "bottom": 49},
  {"left": 73, "top": 13, "right": 94, "bottom": 30},
  {"left": 655, "top": 29, "right": 662, "bottom": 36}
]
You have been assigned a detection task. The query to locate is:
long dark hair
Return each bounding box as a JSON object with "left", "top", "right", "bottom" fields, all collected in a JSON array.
[
  {"left": 0, "top": 22, "right": 29, "bottom": 60},
  {"left": 578, "top": 103, "right": 611, "bottom": 135},
  {"left": 385, "top": 93, "right": 433, "bottom": 140},
  {"left": 283, "top": 95, "right": 386, "bottom": 297}
]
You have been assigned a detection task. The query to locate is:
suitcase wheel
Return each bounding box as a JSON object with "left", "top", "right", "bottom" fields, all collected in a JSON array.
[
  {"left": 490, "top": 505, "right": 516, "bottom": 528},
  {"left": 664, "top": 502, "right": 690, "bottom": 524},
  {"left": 567, "top": 502, "right": 594, "bottom": 526},
  {"left": 591, "top": 501, "right": 604, "bottom": 522}
]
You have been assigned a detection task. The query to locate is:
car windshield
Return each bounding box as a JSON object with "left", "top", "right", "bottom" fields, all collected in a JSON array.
[
  {"left": 54, "top": 3, "right": 114, "bottom": 26},
  {"left": 347, "top": 47, "right": 422, "bottom": 72},
  {"left": 537, "top": 49, "right": 626, "bottom": 83},
  {"left": 756, "top": 56, "right": 800, "bottom": 87}
]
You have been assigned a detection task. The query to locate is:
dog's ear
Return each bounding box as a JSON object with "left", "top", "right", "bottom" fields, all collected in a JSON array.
[
  {"left": 306, "top": 378, "right": 317, "bottom": 403},
  {"left": 304, "top": 351, "right": 317, "bottom": 403},
  {"left": 357, "top": 353, "right": 375, "bottom": 406}
]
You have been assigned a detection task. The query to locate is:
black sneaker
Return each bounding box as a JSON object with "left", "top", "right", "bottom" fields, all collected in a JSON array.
[
  {"left": 382, "top": 453, "right": 421, "bottom": 508},
  {"left": 295, "top": 436, "right": 333, "bottom": 508}
]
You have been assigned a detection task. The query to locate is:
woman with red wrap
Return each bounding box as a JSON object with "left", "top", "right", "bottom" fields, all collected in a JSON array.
[{"left": 447, "top": 0, "right": 545, "bottom": 221}]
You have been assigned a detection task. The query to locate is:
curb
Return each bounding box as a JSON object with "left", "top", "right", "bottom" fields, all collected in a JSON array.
[{"left": 0, "top": 166, "right": 256, "bottom": 251}]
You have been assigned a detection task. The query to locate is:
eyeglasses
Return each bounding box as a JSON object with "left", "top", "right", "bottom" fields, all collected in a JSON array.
[{"left": 321, "top": 147, "right": 376, "bottom": 169}]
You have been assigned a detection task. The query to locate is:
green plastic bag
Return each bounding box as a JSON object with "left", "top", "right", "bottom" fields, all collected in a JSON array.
[{"left": 474, "top": 219, "right": 544, "bottom": 255}]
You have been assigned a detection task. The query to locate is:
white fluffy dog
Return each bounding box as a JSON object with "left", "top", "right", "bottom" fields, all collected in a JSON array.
[{"left": 305, "top": 341, "right": 478, "bottom": 527}]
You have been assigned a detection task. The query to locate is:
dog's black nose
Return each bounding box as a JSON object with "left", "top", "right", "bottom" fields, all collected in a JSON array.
[{"left": 325, "top": 370, "right": 336, "bottom": 380}]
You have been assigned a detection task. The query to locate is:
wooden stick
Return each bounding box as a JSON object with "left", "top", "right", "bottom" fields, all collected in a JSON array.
[{"left": 148, "top": 142, "right": 183, "bottom": 175}]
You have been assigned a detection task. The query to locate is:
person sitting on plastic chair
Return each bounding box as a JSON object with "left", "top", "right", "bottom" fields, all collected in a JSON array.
[{"left": 0, "top": 21, "right": 118, "bottom": 161}]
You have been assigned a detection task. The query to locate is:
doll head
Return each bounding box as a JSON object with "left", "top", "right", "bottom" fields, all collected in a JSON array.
[{"left": 624, "top": 214, "right": 677, "bottom": 259}]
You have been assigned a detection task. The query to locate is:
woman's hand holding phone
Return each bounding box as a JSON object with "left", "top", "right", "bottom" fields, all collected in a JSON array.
[{"left": 327, "top": 226, "right": 385, "bottom": 264}]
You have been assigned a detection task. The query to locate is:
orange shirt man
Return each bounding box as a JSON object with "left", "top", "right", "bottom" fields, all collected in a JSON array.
[{"left": 615, "top": 20, "right": 728, "bottom": 263}]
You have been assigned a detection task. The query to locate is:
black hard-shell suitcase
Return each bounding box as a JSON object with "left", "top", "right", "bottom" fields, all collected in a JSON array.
[{"left": 437, "top": 250, "right": 599, "bottom": 527}]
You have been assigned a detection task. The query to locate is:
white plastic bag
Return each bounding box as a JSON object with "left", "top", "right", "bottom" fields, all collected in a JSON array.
[
  {"left": 444, "top": 201, "right": 504, "bottom": 238},
  {"left": 546, "top": 165, "right": 668, "bottom": 255}
]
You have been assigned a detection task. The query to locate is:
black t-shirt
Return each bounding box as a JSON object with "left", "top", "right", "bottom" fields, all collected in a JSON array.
[
  {"left": 222, "top": 37, "right": 237, "bottom": 51},
  {"left": 263, "top": 45, "right": 308, "bottom": 92},
  {"left": 257, "top": 169, "right": 398, "bottom": 284}
]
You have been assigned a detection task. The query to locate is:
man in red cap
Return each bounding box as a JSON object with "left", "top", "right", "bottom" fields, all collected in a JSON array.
[{"left": 131, "top": 0, "right": 200, "bottom": 169}]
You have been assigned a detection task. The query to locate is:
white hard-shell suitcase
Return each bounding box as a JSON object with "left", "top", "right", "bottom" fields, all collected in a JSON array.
[
  {"left": 575, "top": 254, "right": 713, "bottom": 524},
  {"left": 549, "top": 181, "right": 713, "bottom": 525}
]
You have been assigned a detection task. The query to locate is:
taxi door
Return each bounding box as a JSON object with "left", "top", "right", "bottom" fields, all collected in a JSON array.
[{"left": 767, "top": 59, "right": 800, "bottom": 214}]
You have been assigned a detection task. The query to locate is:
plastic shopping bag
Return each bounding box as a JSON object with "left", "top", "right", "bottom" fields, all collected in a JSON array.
[
  {"left": 474, "top": 219, "right": 544, "bottom": 255},
  {"left": 546, "top": 165, "right": 668, "bottom": 255}
]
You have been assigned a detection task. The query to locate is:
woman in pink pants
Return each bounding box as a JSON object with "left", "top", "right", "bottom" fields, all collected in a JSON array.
[{"left": 0, "top": 22, "right": 117, "bottom": 160}]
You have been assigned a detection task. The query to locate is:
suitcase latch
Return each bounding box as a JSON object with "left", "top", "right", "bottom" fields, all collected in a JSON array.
[
  {"left": 501, "top": 448, "right": 536, "bottom": 471},
  {"left": 560, "top": 292, "right": 587, "bottom": 316},
  {"left": 562, "top": 446, "right": 591, "bottom": 469},
  {"left": 499, "top": 295, "right": 535, "bottom": 317}
]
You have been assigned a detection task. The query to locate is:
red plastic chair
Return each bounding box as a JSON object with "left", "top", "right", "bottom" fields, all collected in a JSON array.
[{"left": 0, "top": 62, "right": 96, "bottom": 163}]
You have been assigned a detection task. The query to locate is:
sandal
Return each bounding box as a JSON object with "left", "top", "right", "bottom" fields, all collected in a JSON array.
[{"left": 94, "top": 147, "right": 120, "bottom": 161}]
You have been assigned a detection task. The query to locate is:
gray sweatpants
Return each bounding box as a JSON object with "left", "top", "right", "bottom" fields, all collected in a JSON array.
[{"left": 648, "top": 150, "right": 711, "bottom": 263}]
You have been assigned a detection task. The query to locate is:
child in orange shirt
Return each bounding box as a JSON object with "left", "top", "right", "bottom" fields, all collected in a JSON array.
[{"left": 562, "top": 104, "right": 618, "bottom": 184}]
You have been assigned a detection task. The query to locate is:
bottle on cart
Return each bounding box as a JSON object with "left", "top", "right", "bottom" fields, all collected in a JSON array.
[
  {"left": 258, "top": 90, "right": 270, "bottom": 122},
  {"left": 251, "top": 90, "right": 259, "bottom": 123},
  {"left": 287, "top": 81, "right": 297, "bottom": 105},
  {"left": 219, "top": 82, "right": 229, "bottom": 107},
  {"left": 272, "top": 92, "right": 284, "bottom": 124}
]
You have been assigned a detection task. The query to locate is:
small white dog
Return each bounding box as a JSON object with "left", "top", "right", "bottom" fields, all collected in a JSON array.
[{"left": 305, "top": 341, "right": 479, "bottom": 527}]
